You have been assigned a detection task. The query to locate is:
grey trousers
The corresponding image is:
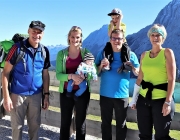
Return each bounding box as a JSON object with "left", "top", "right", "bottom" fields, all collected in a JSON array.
[{"left": 10, "top": 93, "right": 42, "bottom": 140}]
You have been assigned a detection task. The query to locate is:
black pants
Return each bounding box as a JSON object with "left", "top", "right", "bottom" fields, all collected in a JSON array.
[
  {"left": 59, "top": 88, "right": 90, "bottom": 140},
  {"left": 136, "top": 94, "right": 175, "bottom": 140},
  {"left": 100, "top": 95, "right": 128, "bottom": 140}
]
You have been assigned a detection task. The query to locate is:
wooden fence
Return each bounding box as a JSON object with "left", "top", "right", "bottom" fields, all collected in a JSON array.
[
  {"left": 47, "top": 71, "right": 180, "bottom": 140},
  {"left": 0, "top": 71, "right": 180, "bottom": 140}
]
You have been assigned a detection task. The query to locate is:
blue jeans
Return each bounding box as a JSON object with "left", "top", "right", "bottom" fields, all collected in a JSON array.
[
  {"left": 60, "top": 88, "right": 90, "bottom": 140},
  {"left": 67, "top": 79, "right": 87, "bottom": 97}
]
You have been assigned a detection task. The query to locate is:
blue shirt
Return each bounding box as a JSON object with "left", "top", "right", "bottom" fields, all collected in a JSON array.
[{"left": 95, "top": 50, "right": 139, "bottom": 98}]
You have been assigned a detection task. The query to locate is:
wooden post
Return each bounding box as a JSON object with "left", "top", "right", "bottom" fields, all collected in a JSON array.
[{"left": 0, "top": 69, "right": 4, "bottom": 118}]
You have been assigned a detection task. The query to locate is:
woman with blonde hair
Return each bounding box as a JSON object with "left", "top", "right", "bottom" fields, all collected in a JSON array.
[
  {"left": 56, "top": 26, "right": 91, "bottom": 140},
  {"left": 130, "top": 24, "right": 176, "bottom": 140}
]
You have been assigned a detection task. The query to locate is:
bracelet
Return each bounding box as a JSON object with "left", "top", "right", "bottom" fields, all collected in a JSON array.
[
  {"left": 44, "top": 92, "right": 50, "bottom": 95},
  {"left": 164, "top": 101, "right": 171, "bottom": 106}
]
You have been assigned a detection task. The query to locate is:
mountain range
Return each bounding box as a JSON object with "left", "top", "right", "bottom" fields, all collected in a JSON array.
[{"left": 48, "top": 0, "right": 180, "bottom": 77}]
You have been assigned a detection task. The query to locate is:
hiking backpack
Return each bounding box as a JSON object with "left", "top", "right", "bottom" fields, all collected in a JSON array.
[
  {"left": 0, "top": 33, "right": 46, "bottom": 71},
  {"left": 0, "top": 33, "right": 27, "bottom": 68}
]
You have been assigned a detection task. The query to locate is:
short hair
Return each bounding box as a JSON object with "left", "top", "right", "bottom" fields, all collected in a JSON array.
[
  {"left": 110, "top": 29, "right": 124, "bottom": 37},
  {"left": 67, "top": 26, "right": 83, "bottom": 46},
  {"left": 147, "top": 24, "right": 167, "bottom": 40},
  {"left": 110, "top": 29, "right": 125, "bottom": 40}
]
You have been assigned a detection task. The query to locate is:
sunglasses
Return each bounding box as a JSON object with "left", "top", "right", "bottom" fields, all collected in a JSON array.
[
  {"left": 111, "top": 37, "right": 123, "bottom": 41},
  {"left": 71, "top": 26, "right": 82, "bottom": 31},
  {"left": 30, "top": 21, "right": 45, "bottom": 28}
]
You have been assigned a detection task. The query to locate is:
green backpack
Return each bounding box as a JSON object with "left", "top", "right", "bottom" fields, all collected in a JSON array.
[
  {"left": 0, "top": 40, "right": 14, "bottom": 68},
  {"left": 0, "top": 33, "right": 28, "bottom": 68}
]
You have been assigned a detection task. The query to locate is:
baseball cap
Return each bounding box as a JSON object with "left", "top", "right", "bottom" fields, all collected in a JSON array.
[
  {"left": 108, "top": 8, "right": 122, "bottom": 16},
  {"left": 29, "top": 20, "right": 45, "bottom": 31}
]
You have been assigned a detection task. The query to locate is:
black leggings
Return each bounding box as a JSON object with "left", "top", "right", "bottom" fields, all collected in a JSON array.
[
  {"left": 59, "top": 88, "right": 90, "bottom": 140},
  {"left": 136, "top": 94, "right": 175, "bottom": 140}
]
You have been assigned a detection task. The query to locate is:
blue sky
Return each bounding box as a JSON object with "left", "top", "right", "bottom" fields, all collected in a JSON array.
[{"left": 0, "top": 0, "right": 172, "bottom": 46}]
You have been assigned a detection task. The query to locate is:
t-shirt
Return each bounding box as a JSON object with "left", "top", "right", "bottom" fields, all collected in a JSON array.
[
  {"left": 64, "top": 51, "right": 82, "bottom": 90},
  {"left": 108, "top": 22, "right": 126, "bottom": 35},
  {"left": 95, "top": 50, "right": 139, "bottom": 98}
]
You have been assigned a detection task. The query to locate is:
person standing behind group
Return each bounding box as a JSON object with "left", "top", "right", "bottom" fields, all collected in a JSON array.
[
  {"left": 130, "top": 24, "right": 176, "bottom": 140},
  {"left": 2, "top": 20, "right": 50, "bottom": 140},
  {"left": 56, "top": 26, "right": 93, "bottom": 140},
  {"left": 95, "top": 29, "right": 139, "bottom": 140}
]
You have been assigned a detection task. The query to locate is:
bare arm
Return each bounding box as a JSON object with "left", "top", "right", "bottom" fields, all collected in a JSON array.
[
  {"left": 116, "top": 14, "right": 123, "bottom": 31},
  {"left": 97, "top": 58, "right": 109, "bottom": 74},
  {"left": 165, "top": 48, "right": 176, "bottom": 102},
  {"left": 108, "top": 24, "right": 114, "bottom": 37},
  {"left": 162, "top": 48, "right": 176, "bottom": 116},
  {"left": 42, "top": 69, "right": 50, "bottom": 110},
  {"left": 136, "top": 52, "right": 145, "bottom": 85},
  {"left": 132, "top": 66, "right": 139, "bottom": 76},
  {"left": 2, "top": 62, "right": 13, "bottom": 111},
  {"left": 97, "top": 64, "right": 104, "bottom": 74},
  {"left": 130, "top": 52, "right": 145, "bottom": 109}
]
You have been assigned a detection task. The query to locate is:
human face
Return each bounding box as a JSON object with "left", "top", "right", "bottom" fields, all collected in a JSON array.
[
  {"left": 85, "top": 59, "right": 94, "bottom": 66},
  {"left": 150, "top": 32, "right": 164, "bottom": 45},
  {"left": 69, "top": 31, "right": 82, "bottom": 47},
  {"left": 110, "top": 32, "right": 124, "bottom": 52},
  {"left": 28, "top": 28, "right": 44, "bottom": 46},
  {"left": 111, "top": 15, "right": 119, "bottom": 25}
]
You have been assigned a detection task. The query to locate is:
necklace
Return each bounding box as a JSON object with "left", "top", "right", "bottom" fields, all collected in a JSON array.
[{"left": 150, "top": 49, "right": 161, "bottom": 58}]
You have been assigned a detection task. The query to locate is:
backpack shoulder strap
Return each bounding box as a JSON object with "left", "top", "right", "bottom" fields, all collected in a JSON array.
[
  {"left": 0, "top": 43, "right": 5, "bottom": 63},
  {"left": 121, "top": 42, "right": 131, "bottom": 63},
  {"left": 103, "top": 42, "right": 113, "bottom": 64},
  {"left": 13, "top": 41, "right": 26, "bottom": 71},
  {"left": 40, "top": 44, "right": 46, "bottom": 61}
]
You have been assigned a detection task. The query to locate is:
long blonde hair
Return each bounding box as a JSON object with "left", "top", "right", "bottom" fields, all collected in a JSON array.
[{"left": 67, "top": 26, "right": 83, "bottom": 47}]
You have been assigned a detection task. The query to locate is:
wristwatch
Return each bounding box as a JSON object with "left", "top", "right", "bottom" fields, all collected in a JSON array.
[
  {"left": 44, "top": 92, "right": 50, "bottom": 95},
  {"left": 164, "top": 101, "right": 171, "bottom": 106}
]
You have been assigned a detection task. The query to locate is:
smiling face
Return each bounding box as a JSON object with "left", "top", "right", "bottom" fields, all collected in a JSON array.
[
  {"left": 147, "top": 24, "right": 167, "bottom": 45},
  {"left": 111, "top": 15, "right": 119, "bottom": 25},
  {"left": 85, "top": 59, "right": 94, "bottom": 66},
  {"left": 28, "top": 28, "right": 44, "bottom": 47},
  {"left": 150, "top": 32, "right": 164, "bottom": 46},
  {"left": 110, "top": 30, "right": 124, "bottom": 52},
  {"left": 68, "top": 31, "right": 82, "bottom": 48},
  {"left": 67, "top": 26, "right": 82, "bottom": 48}
]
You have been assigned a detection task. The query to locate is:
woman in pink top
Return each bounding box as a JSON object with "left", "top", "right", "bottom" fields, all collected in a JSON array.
[{"left": 56, "top": 26, "right": 91, "bottom": 140}]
